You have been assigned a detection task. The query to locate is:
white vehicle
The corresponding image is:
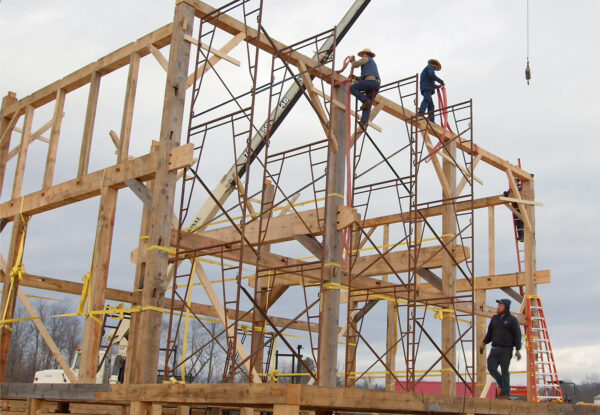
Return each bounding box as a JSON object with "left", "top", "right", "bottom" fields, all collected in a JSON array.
[{"left": 34, "top": 320, "right": 129, "bottom": 384}]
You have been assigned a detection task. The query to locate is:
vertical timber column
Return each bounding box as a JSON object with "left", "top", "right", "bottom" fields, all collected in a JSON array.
[
  {"left": 0, "top": 105, "right": 33, "bottom": 380},
  {"left": 0, "top": 92, "right": 18, "bottom": 198},
  {"left": 476, "top": 207, "right": 494, "bottom": 395},
  {"left": 125, "top": 142, "right": 158, "bottom": 384},
  {"left": 42, "top": 89, "right": 66, "bottom": 189},
  {"left": 318, "top": 84, "right": 347, "bottom": 387},
  {"left": 250, "top": 180, "right": 275, "bottom": 376},
  {"left": 440, "top": 135, "right": 457, "bottom": 396},
  {"left": 128, "top": 2, "right": 195, "bottom": 384},
  {"left": 383, "top": 224, "right": 398, "bottom": 391},
  {"left": 522, "top": 179, "right": 536, "bottom": 401},
  {"left": 78, "top": 71, "right": 101, "bottom": 177}
]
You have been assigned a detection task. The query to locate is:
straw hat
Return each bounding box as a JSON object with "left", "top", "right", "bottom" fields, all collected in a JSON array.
[
  {"left": 357, "top": 48, "right": 376, "bottom": 57},
  {"left": 428, "top": 59, "right": 442, "bottom": 70}
]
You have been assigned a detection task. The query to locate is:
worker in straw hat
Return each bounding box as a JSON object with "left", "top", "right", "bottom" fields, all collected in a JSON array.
[
  {"left": 350, "top": 48, "right": 380, "bottom": 130},
  {"left": 418, "top": 59, "right": 444, "bottom": 122}
]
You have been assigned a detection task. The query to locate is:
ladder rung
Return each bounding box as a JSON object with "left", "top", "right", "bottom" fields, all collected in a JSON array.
[{"left": 537, "top": 385, "right": 561, "bottom": 389}]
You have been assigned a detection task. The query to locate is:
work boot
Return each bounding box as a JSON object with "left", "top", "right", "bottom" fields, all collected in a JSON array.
[
  {"left": 497, "top": 394, "right": 510, "bottom": 400},
  {"left": 358, "top": 121, "right": 367, "bottom": 130},
  {"left": 360, "top": 100, "right": 372, "bottom": 110}
]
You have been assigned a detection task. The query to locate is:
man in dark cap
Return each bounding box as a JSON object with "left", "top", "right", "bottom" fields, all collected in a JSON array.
[
  {"left": 350, "top": 48, "right": 380, "bottom": 130},
  {"left": 418, "top": 58, "right": 444, "bottom": 122},
  {"left": 480, "top": 299, "right": 522, "bottom": 399}
]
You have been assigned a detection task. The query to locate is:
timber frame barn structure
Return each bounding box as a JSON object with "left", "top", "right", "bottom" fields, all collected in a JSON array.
[{"left": 0, "top": 1, "right": 592, "bottom": 414}]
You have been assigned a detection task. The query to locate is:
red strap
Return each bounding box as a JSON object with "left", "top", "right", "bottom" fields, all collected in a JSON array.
[{"left": 425, "top": 85, "right": 453, "bottom": 163}]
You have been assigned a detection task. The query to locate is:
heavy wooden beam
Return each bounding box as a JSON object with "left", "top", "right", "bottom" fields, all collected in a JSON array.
[
  {"left": 0, "top": 92, "right": 19, "bottom": 199},
  {"left": 197, "top": 195, "right": 509, "bottom": 248},
  {"left": 1, "top": 272, "right": 318, "bottom": 334},
  {"left": 94, "top": 383, "right": 598, "bottom": 414},
  {"left": 0, "top": 143, "right": 193, "bottom": 221},
  {"left": 2, "top": 25, "right": 174, "bottom": 118}
]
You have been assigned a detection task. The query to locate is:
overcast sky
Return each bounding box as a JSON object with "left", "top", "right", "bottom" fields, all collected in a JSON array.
[{"left": 1, "top": 0, "right": 599, "bottom": 385}]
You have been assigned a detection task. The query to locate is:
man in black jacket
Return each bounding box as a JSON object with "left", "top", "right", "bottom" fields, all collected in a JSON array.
[{"left": 480, "top": 299, "right": 522, "bottom": 399}]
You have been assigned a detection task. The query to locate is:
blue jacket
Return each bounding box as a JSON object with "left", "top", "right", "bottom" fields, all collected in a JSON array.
[
  {"left": 360, "top": 57, "right": 380, "bottom": 80},
  {"left": 420, "top": 64, "right": 444, "bottom": 93}
]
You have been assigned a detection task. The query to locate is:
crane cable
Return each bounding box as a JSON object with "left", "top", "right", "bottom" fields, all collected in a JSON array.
[{"left": 525, "top": 0, "right": 531, "bottom": 85}]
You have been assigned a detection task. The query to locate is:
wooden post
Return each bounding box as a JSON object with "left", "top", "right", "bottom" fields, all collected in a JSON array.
[
  {"left": 0, "top": 92, "right": 19, "bottom": 199},
  {"left": 11, "top": 105, "right": 34, "bottom": 199},
  {"left": 124, "top": 141, "right": 158, "bottom": 383},
  {"left": 440, "top": 134, "right": 457, "bottom": 396},
  {"left": 273, "top": 405, "right": 299, "bottom": 415},
  {"left": 78, "top": 71, "right": 101, "bottom": 177},
  {"left": 318, "top": 84, "right": 346, "bottom": 387},
  {"left": 125, "top": 141, "right": 159, "bottom": 384},
  {"left": 26, "top": 398, "right": 42, "bottom": 415},
  {"left": 130, "top": 401, "right": 151, "bottom": 415},
  {"left": 127, "top": 1, "right": 195, "bottom": 384},
  {"left": 522, "top": 179, "right": 536, "bottom": 401},
  {"left": 79, "top": 182, "right": 118, "bottom": 381},
  {"left": 117, "top": 53, "right": 141, "bottom": 163},
  {"left": 476, "top": 206, "right": 494, "bottom": 396},
  {"left": 42, "top": 89, "right": 66, "bottom": 189},
  {"left": 0, "top": 214, "right": 27, "bottom": 381},
  {"left": 383, "top": 224, "right": 397, "bottom": 391},
  {"left": 250, "top": 180, "right": 275, "bottom": 377}
]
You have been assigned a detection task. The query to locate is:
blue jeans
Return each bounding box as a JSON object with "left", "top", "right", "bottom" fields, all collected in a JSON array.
[
  {"left": 487, "top": 346, "right": 512, "bottom": 397},
  {"left": 418, "top": 90, "right": 435, "bottom": 121},
  {"left": 350, "top": 79, "right": 380, "bottom": 123}
]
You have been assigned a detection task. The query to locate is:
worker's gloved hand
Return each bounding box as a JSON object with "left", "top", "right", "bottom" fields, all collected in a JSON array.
[
  {"left": 350, "top": 55, "right": 355, "bottom": 61},
  {"left": 479, "top": 346, "right": 484, "bottom": 355},
  {"left": 515, "top": 350, "right": 522, "bottom": 361}
]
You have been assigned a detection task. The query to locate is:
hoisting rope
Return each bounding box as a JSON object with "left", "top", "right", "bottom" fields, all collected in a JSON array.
[
  {"left": 334, "top": 56, "right": 356, "bottom": 270},
  {"left": 424, "top": 85, "right": 453, "bottom": 163}
]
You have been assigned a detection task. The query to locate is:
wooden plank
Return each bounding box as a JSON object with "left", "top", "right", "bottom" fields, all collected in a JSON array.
[
  {"left": 185, "top": 32, "right": 246, "bottom": 89},
  {"left": 77, "top": 71, "right": 101, "bottom": 177},
  {"left": 0, "top": 143, "right": 193, "bottom": 221},
  {"left": 0, "top": 93, "right": 19, "bottom": 199},
  {"left": 318, "top": 84, "right": 346, "bottom": 386},
  {"left": 148, "top": 44, "right": 169, "bottom": 72},
  {"left": 11, "top": 105, "right": 34, "bottom": 199},
  {"left": 297, "top": 61, "right": 337, "bottom": 152},
  {"left": 194, "top": 263, "right": 260, "bottom": 381},
  {"left": 506, "top": 168, "right": 532, "bottom": 233},
  {"left": 2, "top": 24, "right": 174, "bottom": 119},
  {"left": 125, "top": 179, "right": 153, "bottom": 209},
  {"left": 422, "top": 131, "right": 452, "bottom": 199},
  {"left": 16, "top": 287, "right": 77, "bottom": 383},
  {"left": 456, "top": 153, "right": 481, "bottom": 195},
  {"left": 498, "top": 196, "right": 542, "bottom": 206},
  {"left": 129, "top": 1, "right": 195, "bottom": 384},
  {"left": 79, "top": 183, "right": 118, "bottom": 381},
  {"left": 108, "top": 130, "right": 121, "bottom": 148},
  {"left": 117, "top": 53, "right": 141, "bottom": 163},
  {"left": 523, "top": 180, "right": 537, "bottom": 298},
  {"left": 183, "top": 34, "right": 241, "bottom": 66},
  {"left": 42, "top": 89, "right": 66, "bottom": 189}
]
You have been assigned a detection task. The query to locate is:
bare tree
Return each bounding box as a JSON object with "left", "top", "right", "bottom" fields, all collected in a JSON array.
[{"left": 6, "top": 299, "right": 82, "bottom": 383}]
